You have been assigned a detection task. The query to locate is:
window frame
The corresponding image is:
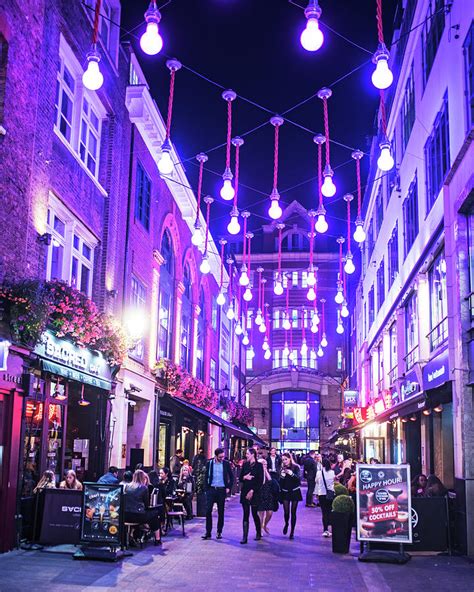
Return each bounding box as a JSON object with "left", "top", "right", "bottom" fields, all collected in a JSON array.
[
  {"left": 129, "top": 275, "right": 147, "bottom": 361},
  {"left": 424, "top": 93, "right": 450, "bottom": 214}
]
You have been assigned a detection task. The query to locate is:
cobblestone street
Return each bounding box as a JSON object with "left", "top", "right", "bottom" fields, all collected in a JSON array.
[{"left": 0, "top": 495, "right": 472, "bottom": 592}]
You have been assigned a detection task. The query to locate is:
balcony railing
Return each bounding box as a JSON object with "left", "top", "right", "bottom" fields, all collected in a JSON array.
[
  {"left": 388, "top": 364, "right": 398, "bottom": 385},
  {"left": 427, "top": 317, "right": 448, "bottom": 351},
  {"left": 404, "top": 344, "right": 419, "bottom": 371}
]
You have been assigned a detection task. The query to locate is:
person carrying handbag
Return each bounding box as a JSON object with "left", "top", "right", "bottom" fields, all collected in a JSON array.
[{"left": 315, "top": 458, "right": 335, "bottom": 537}]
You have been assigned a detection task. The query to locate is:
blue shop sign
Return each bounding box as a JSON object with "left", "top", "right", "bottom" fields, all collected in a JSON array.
[
  {"left": 34, "top": 330, "right": 112, "bottom": 390},
  {"left": 344, "top": 390, "right": 358, "bottom": 408},
  {"left": 423, "top": 347, "right": 449, "bottom": 391},
  {"left": 400, "top": 369, "right": 420, "bottom": 401},
  {"left": 0, "top": 340, "right": 9, "bottom": 371}
]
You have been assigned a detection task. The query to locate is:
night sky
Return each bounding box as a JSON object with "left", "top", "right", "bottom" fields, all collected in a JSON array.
[{"left": 121, "top": 0, "right": 398, "bottom": 249}]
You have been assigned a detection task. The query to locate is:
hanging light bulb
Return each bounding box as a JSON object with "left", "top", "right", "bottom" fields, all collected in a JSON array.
[
  {"left": 289, "top": 350, "right": 295, "bottom": 361},
  {"left": 158, "top": 139, "right": 174, "bottom": 175},
  {"left": 217, "top": 291, "right": 226, "bottom": 306},
  {"left": 227, "top": 207, "right": 241, "bottom": 235},
  {"left": 321, "top": 334, "right": 328, "bottom": 348},
  {"left": 82, "top": 48, "right": 103, "bottom": 91},
  {"left": 317, "top": 344, "right": 324, "bottom": 357},
  {"left": 310, "top": 321, "right": 318, "bottom": 334},
  {"left": 259, "top": 322, "right": 267, "bottom": 334},
  {"left": 336, "top": 322, "right": 344, "bottom": 334},
  {"left": 255, "top": 309, "right": 263, "bottom": 326},
  {"left": 140, "top": 1, "right": 163, "bottom": 55},
  {"left": 354, "top": 218, "right": 366, "bottom": 243},
  {"left": 372, "top": 44, "right": 393, "bottom": 90},
  {"left": 263, "top": 337, "right": 269, "bottom": 351},
  {"left": 274, "top": 278, "right": 284, "bottom": 296},
  {"left": 248, "top": 345, "right": 255, "bottom": 359},
  {"left": 344, "top": 252, "right": 355, "bottom": 275},
  {"left": 341, "top": 300, "right": 349, "bottom": 318},
  {"left": 377, "top": 140, "right": 395, "bottom": 172},
  {"left": 283, "top": 343, "right": 290, "bottom": 357},
  {"left": 220, "top": 90, "right": 237, "bottom": 201},
  {"left": 307, "top": 287, "right": 316, "bottom": 302},
  {"left": 314, "top": 310, "right": 320, "bottom": 325},
  {"left": 315, "top": 205, "right": 329, "bottom": 233},
  {"left": 239, "top": 264, "right": 250, "bottom": 287},
  {"left": 226, "top": 303, "right": 235, "bottom": 321},
  {"left": 300, "top": 1, "right": 324, "bottom": 52},
  {"left": 310, "top": 349, "right": 317, "bottom": 361},
  {"left": 300, "top": 340, "right": 308, "bottom": 356},
  {"left": 264, "top": 349, "right": 272, "bottom": 360},
  {"left": 243, "top": 287, "right": 253, "bottom": 302},
  {"left": 200, "top": 255, "right": 211, "bottom": 275},
  {"left": 191, "top": 222, "right": 204, "bottom": 247},
  {"left": 235, "top": 322, "right": 243, "bottom": 336},
  {"left": 307, "top": 268, "right": 316, "bottom": 287},
  {"left": 242, "top": 333, "right": 250, "bottom": 346},
  {"left": 335, "top": 288, "right": 344, "bottom": 305},
  {"left": 321, "top": 165, "right": 336, "bottom": 198},
  {"left": 268, "top": 191, "right": 283, "bottom": 220},
  {"left": 220, "top": 172, "right": 235, "bottom": 201},
  {"left": 283, "top": 315, "right": 291, "bottom": 331}
]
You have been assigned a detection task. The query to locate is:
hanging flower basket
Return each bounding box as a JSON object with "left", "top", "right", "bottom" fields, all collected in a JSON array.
[
  {"left": 0, "top": 279, "right": 128, "bottom": 366},
  {"left": 220, "top": 397, "right": 254, "bottom": 426}
]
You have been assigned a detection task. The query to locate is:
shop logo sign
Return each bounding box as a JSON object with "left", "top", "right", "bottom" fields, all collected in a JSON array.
[
  {"left": 360, "top": 470, "right": 372, "bottom": 484},
  {"left": 62, "top": 506, "right": 82, "bottom": 513},
  {"left": 426, "top": 365, "right": 446, "bottom": 384},
  {"left": 375, "top": 489, "right": 390, "bottom": 504}
]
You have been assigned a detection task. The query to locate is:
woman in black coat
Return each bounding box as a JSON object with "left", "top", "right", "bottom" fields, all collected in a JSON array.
[
  {"left": 279, "top": 453, "right": 303, "bottom": 539},
  {"left": 239, "top": 448, "right": 264, "bottom": 544},
  {"left": 124, "top": 470, "right": 162, "bottom": 545}
]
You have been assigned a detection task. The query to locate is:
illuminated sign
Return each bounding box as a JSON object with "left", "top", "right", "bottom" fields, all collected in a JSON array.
[{"left": 353, "top": 407, "right": 367, "bottom": 425}]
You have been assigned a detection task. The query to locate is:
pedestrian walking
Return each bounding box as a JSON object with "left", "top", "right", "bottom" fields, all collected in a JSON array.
[
  {"left": 170, "top": 449, "right": 183, "bottom": 478},
  {"left": 316, "top": 457, "right": 335, "bottom": 537},
  {"left": 279, "top": 452, "right": 302, "bottom": 540},
  {"left": 257, "top": 458, "right": 279, "bottom": 534},
  {"left": 303, "top": 450, "right": 318, "bottom": 507},
  {"left": 267, "top": 447, "right": 282, "bottom": 481},
  {"left": 202, "top": 448, "right": 234, "bottom": 540},
  {"left": 239, "top": 448, "right": 264, "bottom": 544}
]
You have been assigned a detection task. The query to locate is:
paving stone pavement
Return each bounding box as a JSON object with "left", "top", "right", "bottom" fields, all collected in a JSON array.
[{"left": 0, "top": 494, "right": 472, "bottom": 592}]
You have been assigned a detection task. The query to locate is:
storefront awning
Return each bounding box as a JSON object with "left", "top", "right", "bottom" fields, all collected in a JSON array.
[
  {"left": 41, "top": 359, "right": 112, "bottom": 391},
  {"left": 167, "top": 396, "right": 224, "bottom": 426},
  {"left": 221, "top": 421, "right": 267, "bottom": 446}
]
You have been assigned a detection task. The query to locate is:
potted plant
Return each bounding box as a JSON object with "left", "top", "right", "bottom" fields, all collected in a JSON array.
[
  {"left": 334, "top": 483, "right": 349, "bottom": 497},
  {"left": 195, "top": 466, "right": 207, "bottom": 517},
  {"left": 331, "top": 494, "right": 354, "bottom": 554}
]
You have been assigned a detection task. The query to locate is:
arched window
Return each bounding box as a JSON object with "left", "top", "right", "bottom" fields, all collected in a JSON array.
[
  {"left": 180, "top": 264, "right": 192, "bottom": 370},
  {"left": 157, "top": 230, "right": 174, "bottom": 360},
  {"left": 281, "top": 230, "right": 310, "bottom": 253},
  {"left": 196, "top": 290, "right": 205, "bottom": 380}
]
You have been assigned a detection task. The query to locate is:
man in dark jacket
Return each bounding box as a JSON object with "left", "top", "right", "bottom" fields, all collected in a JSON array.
[
  {"left": 202, "top": 448, "right": 234, "bottom": 540},
  {"left": 170, "top": 449, "right": 183, "bottom": 477},
  {"left": 97, "top": 466, "right": 119, "bottom": 485},
  {"left": 192, "top": 448, "right": 207, "bottom": 473},
  {"left": 303, "top": 451, "right": 318, "bottom": 507},
  {"left": 267, "top": 447, "right": 282, "bottom": 481}
]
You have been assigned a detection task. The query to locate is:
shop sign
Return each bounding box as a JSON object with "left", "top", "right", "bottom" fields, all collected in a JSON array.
[
  {"left": 257, "top": 428, "right": 267, "bottom": 435},
  {"left": 0, "top": 340, "right": 9, "bottom": 371},
  {"left": 34, "top": 330, "right": 112, "bottom": 389},
  {"left": 160, "top": 409, "right": 173, "bottom": 418},
  {"left": 422, "top": 347, "right": 449, "bottom": 391},
  {"left": 400, "top": 369, "right": 420, "bottom": 401},
  {"left": 344, "top": 390, "right": 358, "bottom": 408},
  {"left": 356, "top": 463, "right": 412, "bottom": 544},
  {"left": 353, "top": 407, "right": 367, "bottom": 425},
  {"left": 39, "top": 489, "right": 82, "bottom": 545},
  {"left": 81, "top": 483, "right": 123, "bottom": 545}
]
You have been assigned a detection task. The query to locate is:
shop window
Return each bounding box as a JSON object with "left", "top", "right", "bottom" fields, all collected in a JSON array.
[
  {"left": 45, "top": 194, "right": 96, "bottom": 297},
  {"left": 403, "top": 174, "right": 419, "bottom": 258},
  {"left": 0, "top": 33, "right": 7, "bottom": 124},
  {"left": 405, "top": 291, "right": 419, "bottom": 369},
  {"left": 388, "top": 224, "right": 399, "bottom": 288},
  {"left": 135, "top": 162, "right": 151, "bottom": 231},
  {"left": 157, "top": 231, "right": 174, "bottom": 360},
  {"left": 377, "top": 259, "right": 385, "bottom": 311},
  {"left": 401, "top": 63, "right": 416, "bottom": 151},
  {"left": 464, "top": 22, "right": 474, "bottom": 132},
  {"left": 429, "top": 251, "right": 448, "bottom": 350},
  {"left": 425, "top": 93, "right": 450, "bottom": 212},
  {"left": 271, "top": 391, "right": 320, "bottom": 449},
  {"left": 54, "top": 36, "right": 105, "bottom": 181},
  {"left": 422, "top": 0, "right": 446, "bottom": 88},
  {"left": 130, "top": 276, "right": 147, "bottom": 360}
]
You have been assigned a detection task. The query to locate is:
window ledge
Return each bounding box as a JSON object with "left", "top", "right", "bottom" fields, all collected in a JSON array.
[{"left": 53, "top": 128, "right": 108, "bottom": 197}]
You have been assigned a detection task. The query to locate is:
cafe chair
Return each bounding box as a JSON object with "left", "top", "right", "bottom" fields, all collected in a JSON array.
[
  {"left": 166, "top": 501, "right": 186, "bottom": 537},
  {"left": 124, "top": 522, "right": 143, "bottom": 549}
]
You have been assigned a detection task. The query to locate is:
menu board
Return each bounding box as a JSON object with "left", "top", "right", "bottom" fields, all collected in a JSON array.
[
  {"left": 81, "top": 483, "right": 123, "bottom": 545},
  {"left": 356, "top": 464, "right": 412, "bottom": 544}
]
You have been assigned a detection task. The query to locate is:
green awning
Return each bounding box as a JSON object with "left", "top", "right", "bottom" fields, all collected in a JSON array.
[{"left": 41, "top": 359, "right": 112, "bottom": 391}]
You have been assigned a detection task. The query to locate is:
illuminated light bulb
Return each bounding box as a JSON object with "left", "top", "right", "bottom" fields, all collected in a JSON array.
[
  {"left": 311, "top": 321, "right": 319, "bottom": 334},
  {"left": 239, "top": 270, "right": 250, "bottom": 287},
  {"left": 353, "top": 219, "right": 366, "bottom": 243},
  {"left": 243, "top": 287, "right": 253, "bottom": 302},
  {"left": 336, "top": 323, "right": 344, "bottom": 334},
  {"left": 259, "top": 322, "right": 267, "bottom": 334},
  {"left": 191, "top": 223, "right": 204, "bottom": 247},
  {"left": 248, "top": 346, "right": 255, "bottom": 359},
  {"left": 377, "top": 141, "right": 395, "bottom": 172},
  {"left": 263, "top": 338, "right": 269, "bottom": 351},
  {"left": 300, "top": 340, "right": 308, "bottom": 356},
  {"left": 282, "top": 317, "right": 291, "bottom": 331},
  {"left": 268, "top": 198, "right": 283, "bottom": 220},
  {"left": 288, "top": 350, "right": 295, "bottom": 361},
  {"left": 220, "top": 168, "right": 235, "bottom": 201},
  {"left": 315, "top": 212, "right": 329, "bottom": 234},
  {"left": 255, "top": 310, "right": 263, "bottom": 326},
  {"left": 372, "top": 47, "right": 393, "bottom": 90},
  {"left": 341, "top": 301, "right": 349, "bottom": 318},
  {"left": 140, "top": 21, "right": 163, "bottom": 55},
  {"left": 314, "top": 312, "right": 320, "bottom": 325},
  {"left": 307, "top": 270, "right": 316, "bottom": 287},
  {"left": 82, "top": 50, "right": 104, "bottom": 91},
  {"left": 283, "top": 344, "right": 290, "bottom": 357},
  {"left": 200, "top": 256, "right": 210, "bottom": 275},
  {"left": 300, "top": 17, "right": 324, "bottom": 52},
  {"left": 274, "top": 281, "right": 284, "bottom": 296},
  {"left": 335, "top": 290, "right": 344, "bottom": 305},
  {"left": 264, "top": 349, "right": 272, "bottom": 360},
  {"left": 344, "top": 253, "right": 355, "bottom": 275},
  {"left": 158, "top": 142, "right": 174, "bottom": 175},
  {"left": 317, "top": 345, "right": 324, "bottom": 357},
  {"left": 216, "top": 291, "right": 226, "bottom": 306},
  {"left": 321, "top": 333, "right": 328, "bottom": 348},
  {"left": 307, "top": 287, "right": 316, "bottom": 301},
  {"left": 321, "top": 166, "right": 336, "bottom": 198},
  {"left": 227, "top": 213, "right": 241, "bottom": 235},
  {"left": 235, "top": 322, "right": 243, "bottom": 336},
  {"left": 226, "top": 305, "right": 235, "bottom": 321},
  {"left": 310, "top": 349, "right": 317, "bottom": 361},
  {"left": 242, "top": 333, "right": 250, "bottom": 346}
]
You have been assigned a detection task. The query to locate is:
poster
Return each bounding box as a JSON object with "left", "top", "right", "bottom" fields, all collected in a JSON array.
[
  {"left": 356, "top": 463, "right": 412, "bottom": 544},
  {"left": 39, "top": 489, "right": 82, "bottom": 545},
  {"left": 81, "top": 483, "right": 123, "bottom": 545}
]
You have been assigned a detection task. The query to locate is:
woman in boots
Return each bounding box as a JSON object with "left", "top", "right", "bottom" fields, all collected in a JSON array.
[
  {"left": 279, "top": 452, "right": 302, "bottom": 539},
  {"left": 239, "top": 448, "right": 264, "bottom": 544}
]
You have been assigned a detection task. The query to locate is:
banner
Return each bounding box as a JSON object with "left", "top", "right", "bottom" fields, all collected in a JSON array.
[
  {"left": 39, "top": 489, "right": 82, "bottom": 545},
  {"left": 356, "top": 463, "right": 412, "bottom": 544},
  {"left": 81, "top": 483, "right": 123, "bottom": 545}
]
